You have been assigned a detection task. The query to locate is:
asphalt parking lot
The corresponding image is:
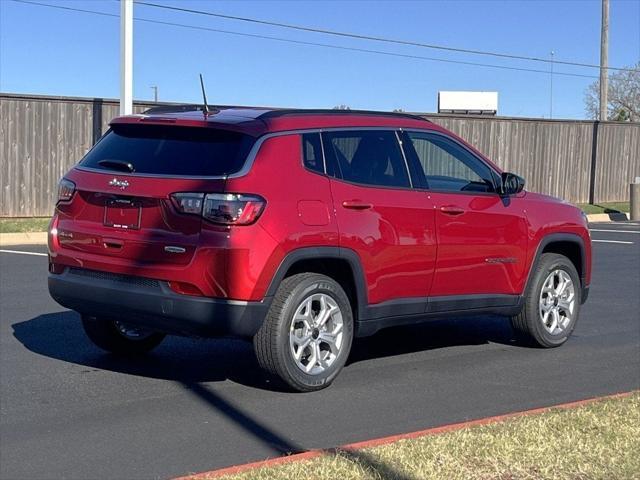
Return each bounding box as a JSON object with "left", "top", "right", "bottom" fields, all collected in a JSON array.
[{"left": 1, "top": 222, "right": 639, "bottom": 480}]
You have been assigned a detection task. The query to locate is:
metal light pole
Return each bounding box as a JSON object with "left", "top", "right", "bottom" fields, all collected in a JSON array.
[
  {"left": 599, "top": 0, "right": 609, "bottom": 121},
  {"left": 120, "top": 0, "right": 133, "bottom": 115},
  {"left": 549, "top": 50, "right": 554, "bottom": 119},
  {"left": 150, "top": 86, "right": 158, "bottom": 103}
]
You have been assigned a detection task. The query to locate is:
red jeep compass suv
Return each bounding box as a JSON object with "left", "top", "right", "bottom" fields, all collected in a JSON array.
[{"left": 48, "top": 107, "right": 591, "bottom": 391}]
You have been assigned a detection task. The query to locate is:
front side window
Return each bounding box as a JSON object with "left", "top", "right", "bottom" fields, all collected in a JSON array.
[
  {"left": 322, "top": 130, "right": 410, "bottom": 188},
  {"left": 404, "top": 132, "right": 496, "bottom": 193}
]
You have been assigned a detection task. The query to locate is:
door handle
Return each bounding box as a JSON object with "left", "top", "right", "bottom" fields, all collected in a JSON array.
[
  {"left": 103, "top": 239, "right": 124, "bottom": 249},
  {"left": 440, "top": 205, "right": 465, "bottom": 215},
  {"left": 342, "top": 200, "right": 373, "bottom": 210}
]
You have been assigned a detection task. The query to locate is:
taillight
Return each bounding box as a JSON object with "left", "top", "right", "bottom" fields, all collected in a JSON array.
[
  {"left": 203, "top": 194, "right": 265, "bottom": 225},
  {"left": 57, "top": 178, "right": 76, "bottom": 203},
  {"left": 171, "top": 193, "right": 204, "bottom": 214},
  {"left": 171, "top": 192, "right": 266, "bottom": 226}
]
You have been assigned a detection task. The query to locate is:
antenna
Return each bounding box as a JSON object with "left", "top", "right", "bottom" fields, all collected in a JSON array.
[{"left": 199, "top": 73, "right": 209, "bottom": 116}]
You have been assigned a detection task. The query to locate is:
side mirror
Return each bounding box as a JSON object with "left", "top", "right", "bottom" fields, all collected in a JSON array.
[{"left": 500, "top": 172, "right": 525, "bottom": 196}]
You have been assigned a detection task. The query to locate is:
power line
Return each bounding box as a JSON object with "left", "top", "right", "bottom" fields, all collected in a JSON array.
[
  {"left": 136, "top": 0, "right": 638, "bottom": 73},
  {"left": 10, "top": 0, "right": 598, "bottom": 79},
  {"left": 12, "top": 0, "right": 118, "bottom": 20}
]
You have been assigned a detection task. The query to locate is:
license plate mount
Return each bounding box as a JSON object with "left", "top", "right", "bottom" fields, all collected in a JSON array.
[{"left": 103, "top": 199, "right": 141, "bottom": 230}]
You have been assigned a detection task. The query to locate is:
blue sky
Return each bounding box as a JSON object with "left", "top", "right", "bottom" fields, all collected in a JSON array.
[{"left": 1, "top": 0, "right": 639, "bottom": 119}]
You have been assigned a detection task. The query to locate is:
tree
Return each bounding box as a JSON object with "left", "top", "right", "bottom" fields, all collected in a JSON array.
[
  {"left": 584, "top": 62, "right": 639, "bottom": 121},
  {"left": 333, "top": 104, "right": 350, "bottom": 110}
]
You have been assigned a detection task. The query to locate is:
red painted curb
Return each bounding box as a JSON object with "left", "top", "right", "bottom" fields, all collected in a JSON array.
[{"left": 175, "top": 390, "right": 636, "bottom": 480}]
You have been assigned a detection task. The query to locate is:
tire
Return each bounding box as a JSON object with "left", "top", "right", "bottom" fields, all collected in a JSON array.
[
  {"left": 511, "top": 253, "right": 581, "bottom": 348},
  {"left": 253, "top": 273, "right": 354, "bottom": 392},
  {"left": 81, "top": 315, "right": 166, "bottom": 355}
]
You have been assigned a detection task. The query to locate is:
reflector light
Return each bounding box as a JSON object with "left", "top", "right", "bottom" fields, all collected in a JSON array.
[{"left": 168, "top": 281, "right": 204, "bottom": 296}]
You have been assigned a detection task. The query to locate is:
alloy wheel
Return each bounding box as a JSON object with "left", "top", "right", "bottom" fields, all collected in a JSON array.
[
  {"left": 289, "top": 293, "right": 344, "bottom": 375},
  {"left": 539, "top": 269, "right": 576, "bottom": 335}
]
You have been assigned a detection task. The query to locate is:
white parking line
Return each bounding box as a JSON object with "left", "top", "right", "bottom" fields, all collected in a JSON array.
[
  {"left": 0, "top": 249, "right": 47, "bottom": 257},
  {"left": 590, "top": 229, "right": 640, "bottom": 234},
  {"left": 590, "top": 223, "right": 639, "bottom": 227},
  {"left": 591, "top": 240, "right": 634, "bottom": 245}
]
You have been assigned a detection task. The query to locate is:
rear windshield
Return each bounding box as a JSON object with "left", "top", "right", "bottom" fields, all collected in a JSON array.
[{"left": 80, "top": 124, "right": 255, "bottom": 176}]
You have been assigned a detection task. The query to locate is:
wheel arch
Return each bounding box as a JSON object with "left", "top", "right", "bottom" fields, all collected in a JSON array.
[
  {"left": 264, "top": 247, "right": 368, "bottom": 320},
  {"left": 525, "top": 233, "right": 587, "bottom": 300}
]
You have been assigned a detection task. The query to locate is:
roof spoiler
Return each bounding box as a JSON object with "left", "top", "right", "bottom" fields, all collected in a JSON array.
[{"left": 143, "top": 104, "right": 205, "bottom": 115}]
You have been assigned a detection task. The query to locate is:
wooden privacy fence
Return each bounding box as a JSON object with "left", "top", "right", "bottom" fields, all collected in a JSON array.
[
  {"left": 1, "top": 94, "right": 159, "bottom": 217},
  {"left": 1, "top": 93, "right": 639, "bottom": 217},
  {"left": 422, "top": 114, "right": 640, "bottom": 205}
]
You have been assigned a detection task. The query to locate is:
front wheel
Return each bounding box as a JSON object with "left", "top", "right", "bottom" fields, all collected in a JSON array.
[
  {"left": 511, "top": 253, "right": 581, "bottom": 347},
  {"left": 253, "top": 273, "right": 354, "bottom": 392},
  {"left": 81, "top": 315, "right": 166, "bottom": 355}
]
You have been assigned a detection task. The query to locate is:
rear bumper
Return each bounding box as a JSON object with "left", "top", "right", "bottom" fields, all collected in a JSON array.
[{"left": 48, "top": 268, "right": 269, "bottom": 338}]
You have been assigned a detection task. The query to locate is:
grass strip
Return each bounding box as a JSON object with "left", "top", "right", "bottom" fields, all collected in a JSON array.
[
  {"left": 199, "top": 392, "right": 639, "bottom": 480},
  {"left": 577, "top": 202, "right": 630, "bottom": 214},
  {"left": 0, "top": 217, "right": 51, "bottom": 233}
]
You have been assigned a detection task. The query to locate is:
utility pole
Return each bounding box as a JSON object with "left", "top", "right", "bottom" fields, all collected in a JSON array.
[
  {"left": 599, "top": 0, "right": 609, "bottom": 121},
  {"left": 549, "top": 50, "right": 554, "bottom": 119},
  {"left": 120, "top": 0, "right": 133, "bottom": 115},
  {"left": 150, "top": 86, "right": 158, "bottom": 103}
]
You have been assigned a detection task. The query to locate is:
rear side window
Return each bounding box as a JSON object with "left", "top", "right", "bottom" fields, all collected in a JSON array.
[
  {"left": 322, "top": 130, "right": 410, "bottom": 188},
  {"left": 80, "top": 124, "right": 255, "bottom": 176},
  {"left": 301, "top": 133, "right": 324, "bottom": 174}
]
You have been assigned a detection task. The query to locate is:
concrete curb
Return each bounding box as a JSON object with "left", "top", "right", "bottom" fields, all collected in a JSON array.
[
  {"left": 0, "top": 232, "right": 48, "bottom": 247},
  {"left": 586, "top": 212, "right": 630, "bottom": 222},
  {"left": 175, "top": 391, "right": 636, "bottom": 480}
]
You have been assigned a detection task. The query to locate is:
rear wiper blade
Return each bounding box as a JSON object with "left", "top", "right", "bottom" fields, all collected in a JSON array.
[{"left": 98, "top": 159, "right": 135, "bottom": 173}]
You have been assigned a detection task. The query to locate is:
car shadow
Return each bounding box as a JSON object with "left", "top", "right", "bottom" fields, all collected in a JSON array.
[
  {"left": 348, "top": 314, "right": 519, "bottom": 365},
  {"left": 12, "top": 311, "right": 520, "bottom": 391},
  {"left": 11, "top": 311, "right": 275, "bottom": 389},
  {"left": 12, "top": 311, "right": 519, "bottom": 478}
]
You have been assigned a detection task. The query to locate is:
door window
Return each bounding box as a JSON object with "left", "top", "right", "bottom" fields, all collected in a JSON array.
[
  {"left": 404, "top": 132, "right": 496, "bottom": 193},
  {"left": 322, "top": 130, "right": 410, "bottom": 188}
]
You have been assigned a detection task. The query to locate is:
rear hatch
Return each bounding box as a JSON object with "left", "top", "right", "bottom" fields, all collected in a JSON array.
[{"left": 56, "top": 122, "right": 255, "bottom": 265}]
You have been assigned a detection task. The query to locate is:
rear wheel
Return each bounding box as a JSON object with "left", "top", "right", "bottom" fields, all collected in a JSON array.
[
  {"left": 511, "top": 253, "right": 581, "bottom": 347},
  {"left": 81, "top": 315, "right": 166, "bottom": 355},
  {"left": 253, "top": 273, "right": 354, "bottom": 392}
]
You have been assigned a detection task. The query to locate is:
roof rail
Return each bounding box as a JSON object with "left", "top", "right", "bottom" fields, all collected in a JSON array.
[{"left": 257, "top": 108, "right": 428, "bottom": 122}]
